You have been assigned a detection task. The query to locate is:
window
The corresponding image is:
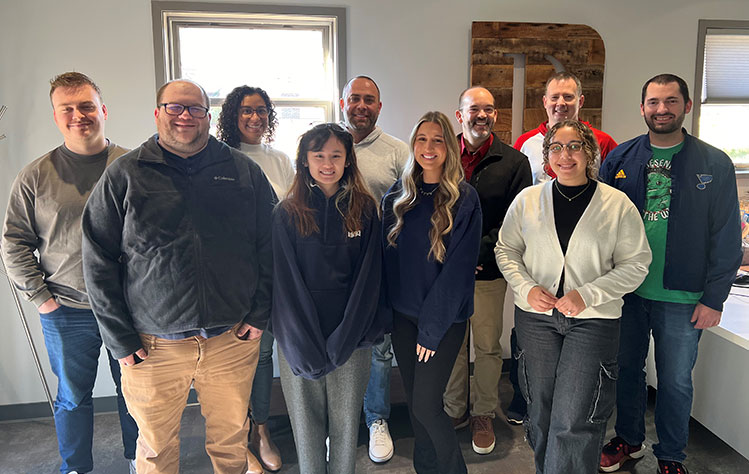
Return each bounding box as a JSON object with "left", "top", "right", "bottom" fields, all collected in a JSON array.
[
  {"left": 694, "top": 20, "right": 749, "bottom": 169},
  {"left": 152, "top": 2, "right": 346, "bottom": 157}
]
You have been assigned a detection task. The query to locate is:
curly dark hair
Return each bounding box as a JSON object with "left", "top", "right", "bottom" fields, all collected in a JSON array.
[
  {"left": 542, "top": 120, "right": 600, "bottom": 180},
  {"left": 216, "top": 86, "right": 278, "bottom": 148}
]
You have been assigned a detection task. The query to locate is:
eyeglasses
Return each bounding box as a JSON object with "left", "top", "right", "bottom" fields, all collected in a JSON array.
[
  {"left": 548, "top": 141, "right": 584, "bottom": 154},
  {"left": 239, "top": 106, "right": 269, "bottom": 118},
  {"left": 158, "top": 103, "right": 209, "bottom": 118},
  {"left": 466, "top": 105, "right": 496, "bottom": 115}
]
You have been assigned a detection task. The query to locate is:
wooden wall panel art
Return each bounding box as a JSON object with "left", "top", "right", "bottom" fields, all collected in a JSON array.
[{"left": 471, "top": 22, "right": 606, "bottom": 144}]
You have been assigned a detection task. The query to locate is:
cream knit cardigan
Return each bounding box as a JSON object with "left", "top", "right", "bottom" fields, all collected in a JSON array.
[{"left": 495, "top": 181, "right": 652, "bottom": 319}]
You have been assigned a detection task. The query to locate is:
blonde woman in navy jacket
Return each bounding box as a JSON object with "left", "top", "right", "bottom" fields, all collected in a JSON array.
[{"left": 383, "top": 111, "right": 482, "bottom": 474}]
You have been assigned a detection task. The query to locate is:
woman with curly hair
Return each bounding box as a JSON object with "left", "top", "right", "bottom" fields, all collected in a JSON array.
[
  {"left": 495, "top": 120, "right": 651, "bottom": 474},
  {"left": 217, "top": 85, "right": 294, "bottom": 198},
  {"left": 382, "top": 111, "right": 481, "bottom": 474},
  {"left": 271, "top": 123, "right": 385, "bottom": 474},
  {"left": 216, "top": 85, "right": 293, "bottom": 472}
]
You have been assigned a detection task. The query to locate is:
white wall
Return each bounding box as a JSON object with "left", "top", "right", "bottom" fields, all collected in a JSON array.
[{"left": 2, "top": 0, "right": 748, "bottom": 406}]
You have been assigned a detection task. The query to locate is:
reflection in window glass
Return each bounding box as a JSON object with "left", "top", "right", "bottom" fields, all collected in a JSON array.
[
  {"left": 178, "top": 27, "right": 326, "bottom": 99},
  {"left": 274, "top": 107, "right": 327, "bottom": 159},
  {"left": 699, "top": 104, "right": 749, "bottom": 167}
]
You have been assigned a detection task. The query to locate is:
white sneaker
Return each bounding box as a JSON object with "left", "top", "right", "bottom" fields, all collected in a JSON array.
[
  {"left": 326, "top": 436, "right": 330, "bottom": 462},
  {"left": 368, "top": 419, "right": 394, "bottom": 463},
  {"left": 128, "top": 458, "right": 137, "bottom": 474}
]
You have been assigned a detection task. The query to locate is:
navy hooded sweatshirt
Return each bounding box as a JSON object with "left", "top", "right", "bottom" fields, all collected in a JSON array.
[{"left": 271, "top": 186, "right": 385, "bottom": 379}]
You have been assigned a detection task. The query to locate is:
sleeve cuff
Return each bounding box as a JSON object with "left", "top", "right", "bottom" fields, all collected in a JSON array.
[
  {"left": 30, "top": 289, "right": 54, "bottom": 308},
  {"left": 416, "top": 331, "right": 441, "bottom": 352}
]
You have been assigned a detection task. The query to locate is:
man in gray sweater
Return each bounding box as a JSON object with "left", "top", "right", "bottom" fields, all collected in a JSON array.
[
  {"left": 341, "top": 75, "right": 409, "bottom": 464},
  {"left": 1, "top": 72, "right": 138, "bottom": 474}
]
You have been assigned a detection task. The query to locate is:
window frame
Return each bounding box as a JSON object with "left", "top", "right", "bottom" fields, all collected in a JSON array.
[
  {"left": 151, "top": 1, "right": 346, "bottom": 122},
  {"left": 693, "top": 19, "right": 749, "bottom": 171}
]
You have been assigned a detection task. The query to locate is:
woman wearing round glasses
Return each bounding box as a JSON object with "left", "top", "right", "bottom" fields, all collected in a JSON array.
[
  {"left": 495, "top": 120, "right": 651, "bottom": 474},
  {"left": 216, "top": 85, "right": 294, "bottom": 472}
]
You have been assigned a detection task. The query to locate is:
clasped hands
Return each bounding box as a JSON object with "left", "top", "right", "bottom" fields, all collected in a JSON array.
[{"left": 527, "top": 285, "right": 586, "bottom": 316}]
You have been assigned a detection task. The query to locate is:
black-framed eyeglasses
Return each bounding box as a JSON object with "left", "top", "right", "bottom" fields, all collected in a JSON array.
[
  {"left": 548, "top": 141, "right": 584, "bottom": 155},
  {"left": 158, "top": 103, "right": 209, "bottom": 118},
  {"left": 239, "top": 106, "right": 269, "bottom": 118}
]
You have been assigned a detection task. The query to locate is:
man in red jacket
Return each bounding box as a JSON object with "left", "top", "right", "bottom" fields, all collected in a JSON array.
[{"left": 514, "top": 71, "right": 617, "bottom": 184}]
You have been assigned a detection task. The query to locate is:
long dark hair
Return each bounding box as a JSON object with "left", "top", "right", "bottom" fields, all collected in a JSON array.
[
  {"left": 281, "top": 123, "right": 376, "bottom": 237},
  {"left": 216, "top": 85, "right": 278, "bottom": 147}
]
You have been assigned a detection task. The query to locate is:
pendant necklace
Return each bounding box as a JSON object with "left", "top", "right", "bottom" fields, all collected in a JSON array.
[
  {"left": 555, "top": 179, "right": 590, "bottom": 202},
  {"left": 419, "top": 183, "right": 439, "bottom": 196}
]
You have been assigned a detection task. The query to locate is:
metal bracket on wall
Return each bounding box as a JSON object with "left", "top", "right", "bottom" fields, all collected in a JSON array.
[{"left": 0, "top": 247, "right": 55, "bottom": 414}]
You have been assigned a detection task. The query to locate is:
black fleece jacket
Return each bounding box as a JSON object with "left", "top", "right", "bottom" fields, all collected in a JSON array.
[
  {"left": 459, "top": 133, "right": 532, "bottom": 280},
  {"left": 82, "top": 135, "right": 276, "bottom": 359}
]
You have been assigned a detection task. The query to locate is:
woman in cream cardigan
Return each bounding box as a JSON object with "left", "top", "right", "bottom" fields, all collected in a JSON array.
[{"left": 495, "top": 120, "right": 651, "bottom": 474}]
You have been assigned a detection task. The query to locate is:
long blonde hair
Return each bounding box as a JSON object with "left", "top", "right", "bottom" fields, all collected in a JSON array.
[{"left": 386, "top": 111, "right": 464, "bottom": 263}]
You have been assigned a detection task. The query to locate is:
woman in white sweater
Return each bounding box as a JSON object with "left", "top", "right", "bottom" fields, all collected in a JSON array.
[
  {"left": 495, "top": 120, "right": 651, "bottom": 474},
  {"left": 217, "top": 85, "right": 295, "bottom": 473}
]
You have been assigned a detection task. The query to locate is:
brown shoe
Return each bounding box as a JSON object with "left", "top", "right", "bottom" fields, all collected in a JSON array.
[
  {"left": 250, "top": 421, "right": 282, "bottom": 472},
  {"left": 246, "top": 451, "right": 264, "bottom": 474},
  {"left": 450, "top": 411, "right": 470, "bottom": 430},
  {"left": 470, "top": 415, "right": 495, "bottom": 454}
]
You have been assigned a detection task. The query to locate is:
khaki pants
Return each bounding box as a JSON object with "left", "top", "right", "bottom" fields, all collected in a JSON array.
[
  {"left": 443, "top": 278, "right": 507, "bottom": 418},
  {"left": 121, "top": 326, "right": 260, "bottom": 474}
]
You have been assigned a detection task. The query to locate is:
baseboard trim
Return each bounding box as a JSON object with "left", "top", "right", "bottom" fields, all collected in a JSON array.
[{"left": 0, "top": 389, "right": 200, "bottom": 422}]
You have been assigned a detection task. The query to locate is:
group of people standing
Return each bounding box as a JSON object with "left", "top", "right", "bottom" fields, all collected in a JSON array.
[{"left": 1, "top": 69, "right": 742, "bottom": 474}]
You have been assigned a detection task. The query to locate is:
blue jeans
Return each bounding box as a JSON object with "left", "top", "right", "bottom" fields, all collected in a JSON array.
[
  {"left": 250, "top": 329, "right": 275, "bottom": 424},
  {"left": 614, "top": 293, "right": 701, "bottom": 463},
  {"left": 39, "top": 305, "right": 138, "bottom": 474},
  {"left": 363, "top": 333, "right": 392, "bottom": 427},
  {"left": 515, "top": 308, "right": 620, "bottom": 474}
]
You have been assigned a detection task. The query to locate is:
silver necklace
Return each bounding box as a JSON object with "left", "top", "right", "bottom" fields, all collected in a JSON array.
[
  {"left": 555, "top": 179, "right": 590, "bottom": 202},
  {"left": 419, "top": 183, "right": 439, "bottom": 196}
]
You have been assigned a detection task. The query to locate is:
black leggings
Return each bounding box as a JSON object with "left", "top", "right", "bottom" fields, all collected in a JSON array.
[{"left": 391, "top": 312, "right": 468, "bottom": 474}]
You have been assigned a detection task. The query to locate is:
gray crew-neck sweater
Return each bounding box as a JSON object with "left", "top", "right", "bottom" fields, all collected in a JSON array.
[{"left": 2, "top": 142, "right": 128, "bottom": 308}]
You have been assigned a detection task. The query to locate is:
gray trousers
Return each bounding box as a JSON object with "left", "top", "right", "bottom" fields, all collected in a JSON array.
[{"left": 279, "top": 347, "right": 371, "bottom": 474}]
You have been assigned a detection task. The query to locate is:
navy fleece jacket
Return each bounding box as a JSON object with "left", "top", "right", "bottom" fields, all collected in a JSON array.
[
  {"left": 270, "top": 186, "right": 385, "bottom": 379},
  {"left": 383, "top": 180, "right": 482, "bottom": 350}
]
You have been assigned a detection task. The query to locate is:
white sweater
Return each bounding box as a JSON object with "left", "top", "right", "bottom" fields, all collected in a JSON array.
[
  {"left": 239, "top": 142, "right": 295, "bottom": 198},
  {"left": 495, "top": 181, "right": 652, "bottom": 319}
]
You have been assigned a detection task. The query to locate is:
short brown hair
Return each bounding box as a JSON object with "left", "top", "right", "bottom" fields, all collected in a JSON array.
[
  {"left": 49, "top": 72, "right": 102, "bottom": 102},
  {"left": 544, "top": 72, "right": 583, "bottom": 97}
]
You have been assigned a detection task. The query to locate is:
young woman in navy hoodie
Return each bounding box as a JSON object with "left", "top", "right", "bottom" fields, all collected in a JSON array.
[
  {"left": 271, "top": 123, "right": 384, "bottom": 474},
  {"left": 383, "top": 111, "right": 482, "bottom": 474}
]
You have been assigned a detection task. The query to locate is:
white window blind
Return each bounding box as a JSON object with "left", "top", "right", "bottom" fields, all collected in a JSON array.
[{"left": 702, "top": 29, "right": 749, "bottom": 103}]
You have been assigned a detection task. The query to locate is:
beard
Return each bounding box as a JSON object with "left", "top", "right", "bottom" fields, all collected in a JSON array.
[
  {"left": 644, "top": 111, "right": 685, "bottom": 135},
  {"left": 159, "top": 126, "right": 209, "bottom": 156},
  {"left": 466, "top": 116, "right": 495, "bottom": 140}
]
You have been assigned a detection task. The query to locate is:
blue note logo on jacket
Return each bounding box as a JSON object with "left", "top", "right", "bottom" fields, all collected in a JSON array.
[{"left": 696, "top": 173, "right": 713, "bottom": 190}]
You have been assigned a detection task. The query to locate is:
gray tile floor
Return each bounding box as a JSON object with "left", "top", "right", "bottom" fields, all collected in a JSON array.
[{"left": 1, "top": 374, "right": 746, "bottom": 473}]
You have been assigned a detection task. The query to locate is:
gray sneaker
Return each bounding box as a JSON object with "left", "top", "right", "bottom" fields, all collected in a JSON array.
[{"left": 128, "top": 458, "right": 137, "bottom": 474}]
